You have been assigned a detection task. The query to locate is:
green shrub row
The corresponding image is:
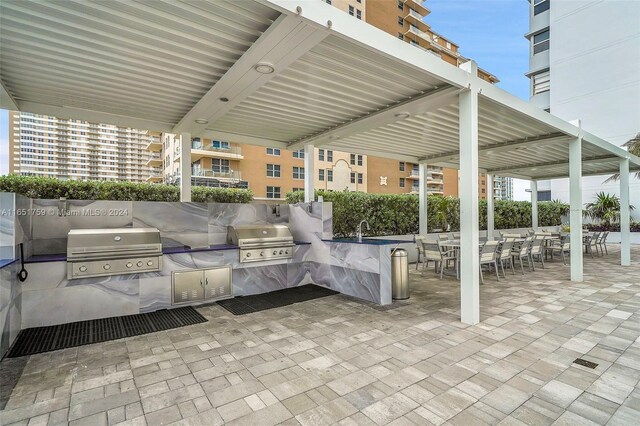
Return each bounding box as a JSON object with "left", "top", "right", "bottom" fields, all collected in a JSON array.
[
  {"left": 0, "top": 175, "right": 253, "bottom": 203},
  {"left": 286, "top": 190, "right": 570, "bottom": 237}
]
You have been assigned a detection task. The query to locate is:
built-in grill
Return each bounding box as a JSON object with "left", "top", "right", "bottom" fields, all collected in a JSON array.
[
  {"left": 67, "top": 228, "right": 162, "bottom": 279},
  {"left": 227, "top": 224, "right": 294, "bottom": 263}
]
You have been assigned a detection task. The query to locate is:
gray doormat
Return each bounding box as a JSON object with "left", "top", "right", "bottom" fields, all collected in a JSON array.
[{"left": 217, "top": 284, "right": 338, "bottom": 315}]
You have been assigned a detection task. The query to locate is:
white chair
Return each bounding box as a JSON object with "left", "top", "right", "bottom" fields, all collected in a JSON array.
[
  {"left": 479, "top": 240, "right": 500, "bottom": 284},
  {"left": 497, "top": 239, "right": 515, "bottom": 277},
  {"left": 422, "top": 242, "right": 458, "bottom": 280},
  {"left": 550, "top": 235, "right": 571, "bottom": 265},
  {"left": 529, "top": 236, "right": 546, "bottom": 269},
  {"left": 415, "top": 235, "right": 426, "bottom": 270}
]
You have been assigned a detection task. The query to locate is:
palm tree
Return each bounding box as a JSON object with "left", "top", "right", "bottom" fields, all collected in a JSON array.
[
  {"left": 604, "top": 133, "right": 640, "bottom": 182},
  {"left": 583, "top": 192, "right": 635, "bottom": 227}
]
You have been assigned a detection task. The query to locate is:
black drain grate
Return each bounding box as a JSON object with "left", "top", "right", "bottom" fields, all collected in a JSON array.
[
  {"left": 6, "top": 307, "right": 207, "bottom": 358},
  {"left": 574, "top": 358, "right": 598, "bottom": 369},
  {"left": 217, "top": 284, "right": 338, "bottom": 316}
]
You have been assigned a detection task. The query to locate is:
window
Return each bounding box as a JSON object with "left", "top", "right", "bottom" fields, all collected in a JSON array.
[
  {"left": 266, "top": 164, "right": 281, "bottom": 177},
  {"left": 397, "top": 0, "right": 403, "bottom": 10},
  {"left": 533, "top": 30, "right": 550, "bottom": 54},
  {"left": 400, "top": 178, "right": 405, "bottom": 188},
  {"left": 356, "top": 9, "right": 361, "bottom": 19},
  {"left": 350, "top": 172, "right": 356, "bottom": 184},
  {"left": 325, "top": 0, "right": 331, "bottom": 4},
  {"left": 399, "top": 162, "right": 405, "bottom": 172},
  {"left": 266, "top": 147, "right": 281, "bottom": 156},
  {"left": 327, "top": 170, "right": 333, "bottom": 182},
  {"left": 266, "top": 186, "right": 281, "bottom": 199},
  {"left": 318, "top": 149, "right": 325, "bottom": 161},
  {"left": 398, "top": 33, "right": 404, "bottom": 40},
  {"left": 534, "top": 0, "right": 549, "bottom": 15},
  {"left": 398, "top": 16, "right": 404, "bottom": 26},
  {"left": 532, "top": 70, "right": 550, "bottom": 95},
  {"left": 327, "top": 150, "right": 333, "bottom": 162},
  {"left": 212, "top": 140, "right": 229, "bottom": 150},
  {"left": 293, "top": 166, "right": 304, "bottom": 180},
  {"left": 357, "top": 0, "right": 361, "bottom": 3},
  {"left": 319, "top": 169, "right": 325, "bottom": 181},
  {"left": 212, "top": 159, "right": 230, "bottom": 173},
  {"left": 357, "top": 155, "right": 363, "bottom": 166},
  {"left": 348, "top": 5, "right": 354, "bottom": 16},
  {"left": 292, "top": 149, "right": 305, "bottom": 159},
  {"left": 350, "top": 154, "right": 356, "bottom": 165},
  {"left": 357, "top": 173, "right": 363, "bottom": 184}
]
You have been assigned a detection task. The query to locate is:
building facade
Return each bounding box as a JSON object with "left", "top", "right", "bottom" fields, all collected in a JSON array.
[
  {"left": 8, "top": 111, "right": 157, "bottom": 182},
  {"left": 525, "top": 0, "right": 640, "bottom": 216}
]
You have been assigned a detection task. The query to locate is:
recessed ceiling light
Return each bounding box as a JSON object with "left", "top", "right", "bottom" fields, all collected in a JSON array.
[
  {"left": 194, "top": 119, "right": 208, "bottom": 124},
  {"left": 254, "top": 62, "right": 275, "bottom": 74},
  {"left": 395, "top": 112, "right": 411, "bottom": 119},
  {"left": 329, "top": 135, "right": 340, "bottom": 140},
  {"left": 219, "top": 97, "right": 229, "bottom": 102}
]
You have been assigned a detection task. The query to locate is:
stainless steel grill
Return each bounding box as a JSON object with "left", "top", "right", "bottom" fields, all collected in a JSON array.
[
  {"left": 227, "top": 224, "right": 294, "bottom": 263},
  {"left": 67, "top": 228, "right": 162, "bottom": 279}
]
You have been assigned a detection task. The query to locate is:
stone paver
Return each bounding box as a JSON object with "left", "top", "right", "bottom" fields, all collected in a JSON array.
[{"left": 1, "top": 245, "right": 639, "bottom": 425}]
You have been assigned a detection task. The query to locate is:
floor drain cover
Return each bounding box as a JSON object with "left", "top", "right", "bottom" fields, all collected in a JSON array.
[{"left": 574, "top": 358, "right": 598, "bottom": 369}]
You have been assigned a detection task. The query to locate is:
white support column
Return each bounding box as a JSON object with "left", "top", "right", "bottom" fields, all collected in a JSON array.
[
  {"left": 179, "top": 132, "right": 191, "bottom": 202},
  {"left": 531, "top": 180, "right": 538, "bottom": 229},
  {"left": 419, "top": 162, "right": 429, "bottom": 236},
  {"left": 487, "top": 174, "right": 494, "bottom": 240},
  {"left": 459, "top": 83, "right": 480, "bottom": 325},
  {"left": 304, "top": 144, "right": 315, "bottom": 203},
  {"left": 620, "top": 158, "right": 631, "bottom": 266},
  {"left": 569, "top": 136, "right": 583, "bottom": 281}
]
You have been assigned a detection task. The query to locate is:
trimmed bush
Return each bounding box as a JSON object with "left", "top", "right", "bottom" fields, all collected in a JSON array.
[
  {"left": 0, "top": 175, "right": 253, "bottom": 203},
  {"left": 286, "top": 190, "right": 569, "bottom": 237},
  {"left": 586, "top": 222, "right": 640, "bottom": 232}
]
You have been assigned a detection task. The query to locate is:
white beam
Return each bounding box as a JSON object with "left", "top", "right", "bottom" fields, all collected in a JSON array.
[
  {"left": 175, "top": 14, "right": 328, "bottom": 135},
  {"left": 487, "top": 174, "right": 494, "bottom": 240},
  {"left": 288, "top": 86, "right": 460, "bottom": 150},
  {"left": 531, "top": 180, "right": 538, "bottom": 229},
  {"left": 620, "top": 158, "right": 631, "bottom": 266},
  {"left": 180, "top": 132, "right": 192, "bottom": 202},
  {"left": 458, "top": 76, "right": 480, "bottom": 324},
  {"left": 487, "top": 155, "right": 618, "bottom": 175},
  {"left": 304, "top": 144, "right": 315, "bottom": 203},
  {"left": 0, "top": 81, "right": 18, "bottom": 111},
  {"left": 15, "top": 100, "right": 173, "bottom": 132},
  {"left": 569, "top": 135, "right": 583, "bottom": 281},
  {"left": 419, "top": 163, "right": 428, "bottom": 236},
  {"left": 199, "top": 131, "right": 289, "bottom": 149}
]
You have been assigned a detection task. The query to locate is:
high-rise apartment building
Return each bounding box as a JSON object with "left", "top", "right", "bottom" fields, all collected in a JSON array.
[
  {"left": 8, "top": 111, "right": 157, "bottom": 182},
  {"left": 525, "top": 0, "right": 640, "bottom": 213},
  {"left": 493, "top": 176, "right": 513, "bottom": 200}
]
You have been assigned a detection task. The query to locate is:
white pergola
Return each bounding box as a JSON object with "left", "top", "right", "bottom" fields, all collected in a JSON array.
[{"left": 2, "top": 0, "right": 638, "bottom": 324}]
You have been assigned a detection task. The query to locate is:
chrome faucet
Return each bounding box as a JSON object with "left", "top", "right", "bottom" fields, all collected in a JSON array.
[{"left": 356, "top": 220, "right": 370, "bottom": 242}]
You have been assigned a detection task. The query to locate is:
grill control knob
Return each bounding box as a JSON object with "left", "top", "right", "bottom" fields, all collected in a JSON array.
[
  {"left": 147, "top": 260, "right": 154, "bottom": 266},
  {"left": 279, "top": 250, "right": 283, "bottom": 255},
  {"left": 246, "top": 252, "right": 251, "bottom": 257},
  {"left": 285, "top": 250, "right": 289, "bottom": 254},
  {"left": 126, "top": 262, "right": 133, "bottom": 268},
  {"left": 137, "top": 261, "right": 143, "bottom": 267},
  {"left": 260, "top": 251, "right": 264, "bottom": 256},
  {"left": 103, "top": 264, "right": 111, "bottom": 270},
  {"left": 79, "top": 266, "right": 87, "bottom": 272},
  {"left": 273, "top": 250, "right": 277, "bottom": 255}
]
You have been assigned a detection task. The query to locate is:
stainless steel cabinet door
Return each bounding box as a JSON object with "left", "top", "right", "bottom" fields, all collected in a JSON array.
[
  {"left": 172, "top": 270, "right": 204, "bottom": 303},
  {"left": 204, "top": 267, "right": 232, "bottom": 300}
]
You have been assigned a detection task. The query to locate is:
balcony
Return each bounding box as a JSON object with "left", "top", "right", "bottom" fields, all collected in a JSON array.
[
  {"left": 404, "top": 25, "right": 430, "bottom": 42},
  {"left": 145, "top": 153, "right": 162, "bottom": 167},
  {"left": 175, "top": 144, "right": 243, "bottom": 161},
  {"left": 404, "top": 8, "right": 426, "bottom": 27},
  {"left": 145, "top": 138, "right": 162, "bottom": 152},
  {"left": 146, "top": 171, "right": 163, "bottom": 183},
  {"left": 404, "top": 0, "right": 429, "bottom": 16},
  {"left": 191, "top": 169, "right": 242, "bottom": 181}
]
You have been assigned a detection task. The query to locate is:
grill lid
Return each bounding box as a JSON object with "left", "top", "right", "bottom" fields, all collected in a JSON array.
[
  {"left": 67, "top": 228, "right": 162, "bottom": 260},
  {"left": 227, "top": 224, "right": 293, "bottom": 247}
]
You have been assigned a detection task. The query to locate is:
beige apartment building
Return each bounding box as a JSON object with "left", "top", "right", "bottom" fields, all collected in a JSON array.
[{"left": 8, "top": 111, "right": 158, "bottom": 182}]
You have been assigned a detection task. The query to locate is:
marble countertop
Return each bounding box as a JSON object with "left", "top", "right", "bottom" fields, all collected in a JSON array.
[
  {"left": 0, "top": 258, "right": 18, "bottom": 269},
  {"left": 22, "top": 241, "right": 312, "bottom": 263},
  {"left": 322, "top": 238, "right": 407, "bottom": 246}
]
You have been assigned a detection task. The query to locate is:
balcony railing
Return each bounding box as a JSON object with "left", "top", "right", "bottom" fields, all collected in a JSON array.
[
  {"left": 191, "top": 169, "right": 242, "bottom": 180},
  {"left": 191, "top": 143, "right": 242, "bottom": 155}
]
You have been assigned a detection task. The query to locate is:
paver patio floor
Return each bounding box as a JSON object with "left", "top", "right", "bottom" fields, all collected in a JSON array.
[{"left": 1, "top": 246, "right": 639, "bottom": 425}]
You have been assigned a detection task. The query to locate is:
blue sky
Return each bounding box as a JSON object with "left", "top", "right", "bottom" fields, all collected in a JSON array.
[{"left": 424, "top": 0, "right": 530, "bottom": 99}]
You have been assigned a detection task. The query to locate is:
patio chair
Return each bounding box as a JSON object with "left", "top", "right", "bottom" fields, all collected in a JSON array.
[
  {"left": 583, "top": 232, "right": 600, "bottom": 258},
  {"left": 479, "top": 240, "right": 500, "bottom": 284},
  {"left": 421, "top": 242, "right": 458, "bottom": 280},
  {"left": 597, "top": 231, "right": 610, "bottom": 255},
  {"left": 497, "top": 239, "right": 515, "bottom": 277},
  {"left": 550, "top": 235, "right": 571, "bottom": 265},
  {"left": 514, "top": 236, "right": 534, "bottom": 274},
  {"left": 414, "top": 235, "right": 426, "bottom": 270},
  {"left": 529, "top": 236, "right": 546, "bottom": 270}
]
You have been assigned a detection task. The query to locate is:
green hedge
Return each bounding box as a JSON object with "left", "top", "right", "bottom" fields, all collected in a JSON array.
[
  {"left": 286, "top": 190, "right": 569, "bottom": 237},
  {"left": 0, "top": 175, "right": 253, "bottom": 203}
]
